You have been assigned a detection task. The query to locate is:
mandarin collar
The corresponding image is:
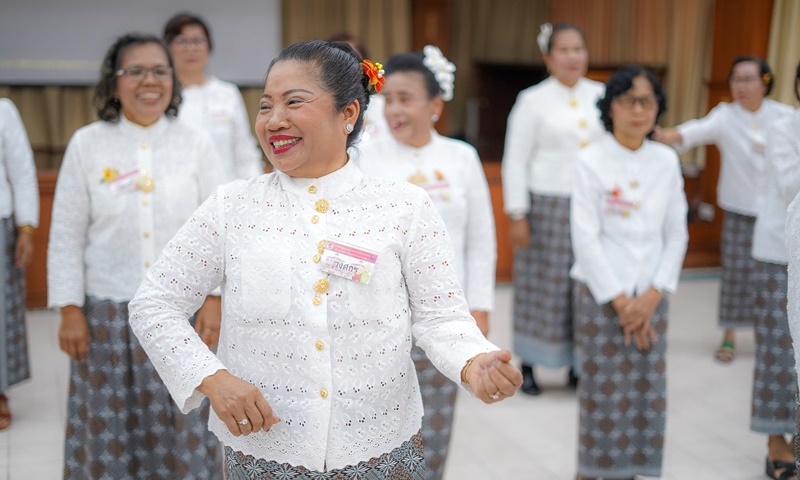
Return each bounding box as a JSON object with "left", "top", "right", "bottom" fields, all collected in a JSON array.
[
  {"left": 118, "top": 114, "right": 169, "bottom": 140},
  {"left": 276, "top": 158, "right": 364, "bottom": 199},
  {"left": 606, "top": 133, "right": 648, "bottom": 158}
]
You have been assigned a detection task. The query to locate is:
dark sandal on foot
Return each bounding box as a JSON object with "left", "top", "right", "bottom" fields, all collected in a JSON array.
[
  {"left": 766, "top": 457, "right": 798, "bottom": 480},
  {"left": 715, "top": 340, "right": 735, "bottom": 363}
]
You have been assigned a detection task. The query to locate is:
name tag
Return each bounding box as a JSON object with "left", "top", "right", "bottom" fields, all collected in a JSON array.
[
  {"left": 108, "top": 168, "right": 141, "bottom": 194},
  {"left": 319, "top": 240, "right": 378, "bottom": 284}
]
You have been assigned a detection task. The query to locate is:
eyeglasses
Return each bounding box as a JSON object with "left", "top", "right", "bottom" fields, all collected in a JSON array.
[
  {"left": 730, "top": 75, "right": 761, "bottom": 84},
  {"left": 173, "top": 37, "right": 208, "bottom": 49},
  {"left": 614, "top": 94, "right": 659, "bottom": 110},
  {"left": 115, "top": 65, "right": 173, "bottom": 82}
]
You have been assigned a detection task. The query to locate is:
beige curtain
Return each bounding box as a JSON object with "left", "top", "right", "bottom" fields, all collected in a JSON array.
[
  {"left": 281, "top": 0, "right": 412, "bottom": 63},
  {"left": 767, "top": 0, "right": 800, "bottom": 106}
]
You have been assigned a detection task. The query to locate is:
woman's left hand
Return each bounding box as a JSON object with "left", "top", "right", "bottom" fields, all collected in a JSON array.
[
  {"left": 14, "top": 229, "right": 34, "bottom": 268},
  {"left": 619, "top": 288, "right": 662, "bottom": 349},
  {"left": 464, "top": 350, "right": 523, "bottom": 404},
  {"left": 195, "top": 296, "right": 222, "bottom": 350}
]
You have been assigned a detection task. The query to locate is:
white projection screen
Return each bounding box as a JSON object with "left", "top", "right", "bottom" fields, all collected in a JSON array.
[{"left": 0, "top": 0, "right": 282, "bottom": 86}]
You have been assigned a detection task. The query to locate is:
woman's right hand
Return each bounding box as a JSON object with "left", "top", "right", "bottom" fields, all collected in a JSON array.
[
  {"left": 198, "top": 370, "right": 280, "bottom": 436},
  {"left": 508, "top": 218, "right": 531, "bottom": 250},
  {"left": 651, "top": 126, "right": 682, "bottom": 147},
  {"left": 58, "top": 305, "right": 90, "bottom": 361}
]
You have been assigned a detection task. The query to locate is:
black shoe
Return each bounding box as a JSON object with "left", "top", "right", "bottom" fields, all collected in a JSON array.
[
  {"left": 520, "top": 364, "right": 541, "bottom": 396},
  {"left": 568, "top": 367, "right": 579, "bottom": 390}
]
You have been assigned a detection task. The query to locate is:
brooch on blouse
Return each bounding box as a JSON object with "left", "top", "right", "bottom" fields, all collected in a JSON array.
[{"left": 604, "top": 185, "right": 640, "bottom": 217}]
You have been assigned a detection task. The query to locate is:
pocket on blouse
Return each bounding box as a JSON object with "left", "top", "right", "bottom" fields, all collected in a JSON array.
[
  {"left": 241, "top": 246, "right": 292, "bottom": 318},
  {"left": 346, "top": 252, "right": 397, "bottom": 319}
]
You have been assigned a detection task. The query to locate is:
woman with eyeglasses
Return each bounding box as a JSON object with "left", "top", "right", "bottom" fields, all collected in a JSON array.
[
  {"left": 654, "top": 56, "right": 793, "bottom": 364},
  {"left": 571, "top": 66, "right": 688, "bottom": 480},
  {"left": 501, "top": 23, "right": 605, "bottom": 395},
  {"left": 47, "top": 33, "right": 225, "bottom": 479},
  {"left": 164, "top": 12, "right": 263, "bottom": 181}
]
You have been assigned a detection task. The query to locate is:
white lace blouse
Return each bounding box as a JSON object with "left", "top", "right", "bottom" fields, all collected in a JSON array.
[
  {"left": 358, "top": 132, "right": 496, "bottom": 311},
  {"left": 47, "top": 116, "right": 225, "bottom": 307},
  {"left": 128, "top": 159, "right": 498, "bottom": 471},
  {"left": 178, "top": 76, "right": 263, "bottom": 181}
]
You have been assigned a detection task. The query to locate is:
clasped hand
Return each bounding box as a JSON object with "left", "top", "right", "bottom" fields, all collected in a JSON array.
[
  {"left": 612, "top": 288, "right": 662, "bottom": 351},
  {"left": 198, "top": 370, "right": 280, "bottom": 437}
]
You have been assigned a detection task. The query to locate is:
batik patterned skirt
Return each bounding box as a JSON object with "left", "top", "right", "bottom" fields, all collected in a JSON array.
[
  {"left": 412, "top": 346, "right": 457, "bottom": 480},
  {"left": 63, "top": 297, "right": 220, "bottom": 479},
  {"left": 574, "top": 283, "right": 668, "bottom": 479},
  {"left": 224, "top": 431, "right": 426, "bottom": 479},
  {"left": 0, "top": 216, "right": 29, "bottom": 392},
  {"left": 512, "top": 193, "right": 574, "bottom": 368},
  {"left": 751, "top": 260, "right": 797, "bottom": 434},
  {"left": 719, "top": 211, "right": 757, "bottom": 329}
]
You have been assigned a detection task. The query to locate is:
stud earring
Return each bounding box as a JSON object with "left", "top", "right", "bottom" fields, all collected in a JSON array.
[
  {"left": 345, "top": 123, "right": 354, "bottom": 133},
  {"left": 431, "top": 114, "right": 440, "bottom": 122}
]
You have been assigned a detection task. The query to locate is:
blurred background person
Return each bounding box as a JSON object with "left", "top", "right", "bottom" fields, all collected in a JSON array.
[
  {"left": 359, "top": 45, "right": 496, "bottom": 479},
  {"left": 654, "top": 56, "right": 793, "bottom": 363},
  {"left": 765, "top": 60, "right": 800, "bottom": 480},
  {"left": 164, "top": 12, "right": 263, "bottom": 181},
  {"left": 47, "top": 33, "right": 225, "bottom": 479},
  {"left": 571, "top": 66, "right": 687, "bottom": 479},
  {"left": 501, "top": 22, "right": 605, "bottom": 395},
  {"left": 0, "top": 98, "right": 38, "bottom": 431}
]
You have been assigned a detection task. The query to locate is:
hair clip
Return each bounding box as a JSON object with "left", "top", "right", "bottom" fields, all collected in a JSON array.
[
  {"left": 422, "top": 45, "right": 456, "bottom": 102},
  {"left": 361, "top": 59, "right": 385, "bottom": 94},
  {"left": 537, "top": 22, "right": 553, "bottom": 55}
]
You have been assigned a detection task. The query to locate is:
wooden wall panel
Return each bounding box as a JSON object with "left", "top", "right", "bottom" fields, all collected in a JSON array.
[{"left": 25, "top": 172, "right": 57, "bottom": 308}]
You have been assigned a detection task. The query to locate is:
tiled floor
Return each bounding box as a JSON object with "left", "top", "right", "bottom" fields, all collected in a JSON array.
[{"left": 0, "top": 272, "right": 780, "bottom": 479}]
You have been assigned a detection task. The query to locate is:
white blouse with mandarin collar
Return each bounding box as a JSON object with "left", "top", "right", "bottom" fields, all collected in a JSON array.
[
  {"left": 47, "top": 115, "right": 225, "bottom": 307},
  {"left": 570, "top": 134, "right": 689, "bottom": 304},
  {"left": 501, "top": 76, "right": 605, "bottom": 215},
  {"left": 128, "top": 159, "right": 499, "bottom": 471},
  {"left": 358, "top": 131, "right": 496, "bottom": 311},
  {"left": 676, "top": 99, "right": 793, "bottom": 216},
  {"left": 0, "top": 99, "right": 38, "bottom": 226},
  {"left": 178, "top": 76, "right": 263, "bottom": 181}
]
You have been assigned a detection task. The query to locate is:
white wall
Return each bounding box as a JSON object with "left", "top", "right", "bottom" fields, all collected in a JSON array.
[{"left": 0, "top": 0, "right": 281, "bottom": 86}]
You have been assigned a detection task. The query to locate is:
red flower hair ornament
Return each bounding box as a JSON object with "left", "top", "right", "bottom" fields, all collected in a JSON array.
[{"left": 361, "top": 59, "right": 385, "bottom": 94}]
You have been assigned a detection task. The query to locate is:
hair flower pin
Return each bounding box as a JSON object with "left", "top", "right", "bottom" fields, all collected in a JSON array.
[
  {"left": 361, "top": 59, "right": 385, "bottom": 94},
  {"left": 537, "top": 22, "right": 553, "bottom": 55},
  {"left": 423, "top": 45, "right": 456, "bottom": 102}
]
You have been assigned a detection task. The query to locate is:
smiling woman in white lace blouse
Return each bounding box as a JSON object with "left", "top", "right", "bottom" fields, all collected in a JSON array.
[{"left": 128, "top": 39, "right": 522, "bottom": 479}]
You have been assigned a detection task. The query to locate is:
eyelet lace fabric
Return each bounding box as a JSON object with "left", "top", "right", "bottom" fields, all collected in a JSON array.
[{"left": 129, "top": 161, "right": 498, "bottom": 471}]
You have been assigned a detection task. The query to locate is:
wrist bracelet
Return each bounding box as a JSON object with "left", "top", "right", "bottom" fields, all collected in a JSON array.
[
  {"left": 18, "top": 225, "right": 35, "bottom": 234},
  {"left": 460, "top": 353, "right": 483, "bottom": 385}
]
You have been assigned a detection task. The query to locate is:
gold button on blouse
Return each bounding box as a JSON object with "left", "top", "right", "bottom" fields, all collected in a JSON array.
[
  {"left": 314, "top": 199, "right": 330, "bottom": 213},
  {"left": 569, "top": 96, "right": 578, "bottom": 108},
  {"left": 312, "top": 295, "right": 322, "bottom": 306},
  {"left": 580, "top": 139, "right": 590, "bottom": 149},
  {"left": 315, "top": 341, "right": 324, "bottom": 351},
  {"left": 145, "top": 261, "right": 151, "bottom": 268},
  {"left": 578, "top": 118, "right": 587, "bottom": 129},
  {"left": 311, "top": 215, "right": 319, "bottom": 224},
  {"left": 312, "top": 254, "right": 321, "bottom": 263},
  {"left": 308, "top": 185, "right": 317, "bottom": 194},
  {"left": 140, "top": 142, "right": 149, "bottom": 149},
  {"left": 314, "top": 278, "right": 330, "bottom": 294},
  {"left": 143, "top": 231, "right": 151, "bottom": 239},
  {"left": 317, "top": 240, "right": 327, "bottom": 254},
  {"left": 319, "top": 388, "right": 329, "bottom": 399}
]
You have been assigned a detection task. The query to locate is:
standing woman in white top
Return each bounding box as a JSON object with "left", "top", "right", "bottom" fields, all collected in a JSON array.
[
  {"left": 128, "top": 40, "right": 521, "bottom": 478},
  {"left": 164, "top": 12, "right": 263, "bottom": 181},
  {"left": 654, "top": 56, "right": 793, "bottom": 363},
  {"left": 0, "top": 99, "right": 38, "bottom": 431},
  {"left": 358, "top": 46, "right": 496, "bottom": 480},
  {"left": 571, "top": 66, "right": 688, "bottom": 480},
  {"left": 47, "top": 33, "right": 226, "bottom": 479},
  {"left": 501, "top": 23, "right": 605, "bottom": 394},
  {"left": 763, "top": 63, "right": 800, "bottom": 480}
]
